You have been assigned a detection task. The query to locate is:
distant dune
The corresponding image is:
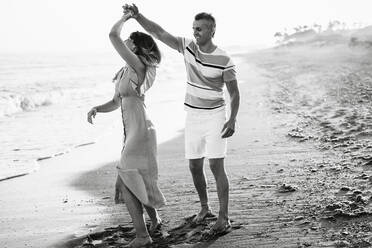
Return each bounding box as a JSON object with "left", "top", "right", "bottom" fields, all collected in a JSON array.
[
  {"left": 275, "top": 25, "right": 372, "bottom": 48},
  {"left": 351, "top": 25, "right": 372, "bottom": 40}
]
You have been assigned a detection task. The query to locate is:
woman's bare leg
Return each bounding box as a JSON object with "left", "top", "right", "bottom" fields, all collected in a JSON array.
[
  {"left": 144, "top": 205, "right": 162, "bottom": 232},
  {"left": 118, "top": 178, "right": 152, "bottom": 246}
]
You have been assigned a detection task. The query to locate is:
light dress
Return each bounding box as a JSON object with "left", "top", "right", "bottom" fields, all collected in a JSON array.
[{"left": 113, "top": 65, "right": 166, "bottom": 209}]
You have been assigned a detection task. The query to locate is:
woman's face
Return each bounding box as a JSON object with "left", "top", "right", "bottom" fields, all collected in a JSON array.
[{"left": 125, "top": 38, "right": 136, "bottom": 52}]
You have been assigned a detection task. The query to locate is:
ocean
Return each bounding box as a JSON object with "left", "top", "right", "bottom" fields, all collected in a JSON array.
[{"left": 0, "top": 50, "right": 187, "bottom": 180}]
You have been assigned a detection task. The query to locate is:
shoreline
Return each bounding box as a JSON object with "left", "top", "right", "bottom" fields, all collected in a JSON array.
[
  {"left": 0, "top": 141, "right": 97, "bottom": 182},
  {"left": 0, "top": 90, "right": 185, "bottom": 183}
]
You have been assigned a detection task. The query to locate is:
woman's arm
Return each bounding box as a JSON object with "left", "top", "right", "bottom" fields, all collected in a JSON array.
[
  {"left": 87, "top": 94, "right": 121, "bottom": 124},
  {"left": 109, "top": 13, "right": 145, "bottom": 79}
]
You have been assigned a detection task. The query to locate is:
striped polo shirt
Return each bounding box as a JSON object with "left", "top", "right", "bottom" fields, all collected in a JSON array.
[{"left": 176, "top": 37, "right": 236, "bottom": 112}]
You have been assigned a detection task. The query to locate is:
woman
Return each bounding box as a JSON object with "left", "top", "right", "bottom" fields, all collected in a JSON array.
[{"left": 87, "top": 10, "right": 165, "bottom": 248}]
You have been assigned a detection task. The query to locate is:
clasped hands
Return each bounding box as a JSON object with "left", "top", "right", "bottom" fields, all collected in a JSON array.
[{"left": 122, "top": 3, "right": 139, "bottom": 18}]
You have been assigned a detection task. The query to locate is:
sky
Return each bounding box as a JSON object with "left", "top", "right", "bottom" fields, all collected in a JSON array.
[{"left": 1, "top": 0, "right": 372, "bottom": 53}]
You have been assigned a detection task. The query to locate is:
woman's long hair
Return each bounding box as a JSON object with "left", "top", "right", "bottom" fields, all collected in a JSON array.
[{"left": 130, "top": 31, "right": 161, "bottom": 66}]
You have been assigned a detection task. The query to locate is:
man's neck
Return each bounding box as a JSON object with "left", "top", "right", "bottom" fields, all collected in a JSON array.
[{"left": 198, "top": 41, "right": 217, "bottom": 54}]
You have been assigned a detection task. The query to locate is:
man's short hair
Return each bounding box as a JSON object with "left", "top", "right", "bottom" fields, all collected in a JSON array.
[{"left": 194, "top": 12, "right": 216, "bottom": 28}]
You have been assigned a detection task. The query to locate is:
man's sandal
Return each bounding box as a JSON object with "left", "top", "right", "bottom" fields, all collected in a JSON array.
[
  {"left": 202, "top": 221, "right": 232, "bottom": 240},
  {"left": 192, "top": 210, "right": 216, "bottom": 225}
]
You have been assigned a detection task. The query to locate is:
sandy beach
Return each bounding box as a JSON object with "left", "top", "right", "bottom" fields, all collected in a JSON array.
[{"left": 1, "top": 42, "right": 372, "bottom": 248}]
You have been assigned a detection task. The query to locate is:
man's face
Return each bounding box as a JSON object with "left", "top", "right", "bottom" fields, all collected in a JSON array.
[{"left": 192, "top": 19, "right": 214, "bottom": 46}]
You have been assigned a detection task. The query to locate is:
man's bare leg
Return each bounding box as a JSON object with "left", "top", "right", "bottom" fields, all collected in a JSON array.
[
  {"left": 189, "top": 158, "right": 212, "bottom": 222},
  {"left": 209, "top": 158, "right": 230, "bottom": 229}
]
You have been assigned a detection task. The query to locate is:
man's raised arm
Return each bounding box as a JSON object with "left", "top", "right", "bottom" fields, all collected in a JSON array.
[{"left": 126, "top": 4, "right": 180, "bottom": 51}]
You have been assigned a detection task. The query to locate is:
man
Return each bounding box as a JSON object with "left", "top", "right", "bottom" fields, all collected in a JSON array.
[{"left": 124, "top": 4, "right": 240, "bottom": 234}]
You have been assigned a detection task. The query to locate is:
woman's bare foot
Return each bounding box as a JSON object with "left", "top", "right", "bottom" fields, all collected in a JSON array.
[
  {"left": 149, "top": 218, "right": 162, "bottom": 234},
  {"left": 124, "top": 235, "right": 152, "bottom": 248}
]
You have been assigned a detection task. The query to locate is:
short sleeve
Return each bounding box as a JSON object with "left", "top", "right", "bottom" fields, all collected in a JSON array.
[
  {"left": 114, "top": 80, "right": 121, "bottom": 98},
  {"left": 223, "top": 58, "right": 237, "bottom": 83},
  {"left": 176, "top": 37, "right": 193, "bottom": 54}
]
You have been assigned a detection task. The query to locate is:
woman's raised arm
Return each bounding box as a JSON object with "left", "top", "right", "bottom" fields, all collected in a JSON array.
[{"left": 109, "top": 13, "right": 145, "bottom": 77}]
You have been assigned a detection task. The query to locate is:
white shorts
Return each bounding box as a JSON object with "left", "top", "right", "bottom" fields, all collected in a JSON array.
[{"left": 185, "top": 109, "right": 227, "bottom": 159}]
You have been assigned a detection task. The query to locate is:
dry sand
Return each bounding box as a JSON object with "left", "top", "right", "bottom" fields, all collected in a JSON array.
[{"left": 1, "top": 43, "right": 371, "bottom": 248}]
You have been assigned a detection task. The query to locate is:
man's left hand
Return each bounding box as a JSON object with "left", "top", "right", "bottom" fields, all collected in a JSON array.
[{"left": 221, "top": 119, "right": 236, "bottom": 138}]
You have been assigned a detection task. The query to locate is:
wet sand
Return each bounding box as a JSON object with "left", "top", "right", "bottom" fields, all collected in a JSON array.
[{"left": 1, "top": 43, "right": 371, "bottom": 248}]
